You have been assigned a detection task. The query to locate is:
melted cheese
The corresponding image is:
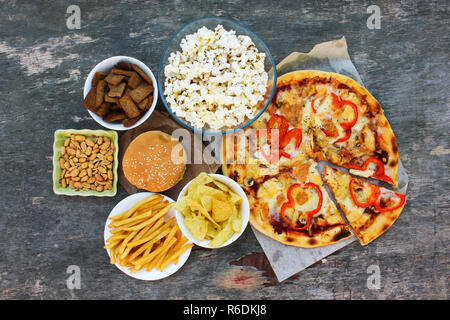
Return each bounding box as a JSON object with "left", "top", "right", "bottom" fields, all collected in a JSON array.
[
  {"left": 349, "top": 161, "right": 377, "bottom": 178},
  {"left": 257, "top": 178, "right": 282, "bottom": 201}
]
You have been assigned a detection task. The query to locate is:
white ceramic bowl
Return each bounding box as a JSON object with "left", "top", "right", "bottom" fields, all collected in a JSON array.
[
  {"left": 104, "top": 192, "right": 192, "bottom": 280},
  {"left": 175, "top": 173, "right": 250, "bottom": 249},
  {"left": 83, "top": 56, "right": 158, "bottom": 130}
]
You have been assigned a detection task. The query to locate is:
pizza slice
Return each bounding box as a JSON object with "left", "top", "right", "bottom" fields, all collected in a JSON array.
[
  {"left": 246, "top": 160, "right": 352, "bottom": 248},
  {"left": 272, "top": 70, "right": 400, "bottom": 187},
  {"left": 322, "top": 165, "right": 406, "bottom": 245}
]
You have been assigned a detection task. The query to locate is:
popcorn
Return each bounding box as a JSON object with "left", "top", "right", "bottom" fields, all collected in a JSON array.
[{"left": 164, "top": 24, "right": 268, "bottom": 130}]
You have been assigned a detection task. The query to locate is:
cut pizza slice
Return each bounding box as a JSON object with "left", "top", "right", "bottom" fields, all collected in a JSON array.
[
  {"left": 322, "top": 165, "right": 407, "bottom": 245},
  {"left": 247, "top": 160, "right": 352, "bottom": 248},
  {"left": 271, "top": 70, "right": 400, "bottom": 187}
]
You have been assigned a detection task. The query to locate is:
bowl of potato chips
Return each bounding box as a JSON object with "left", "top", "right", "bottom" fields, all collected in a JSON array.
[{"left": 174, "top": 173, "right": 250, "bottom": 249}]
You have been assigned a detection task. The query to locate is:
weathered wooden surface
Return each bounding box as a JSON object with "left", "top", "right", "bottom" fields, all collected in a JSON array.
[{"left": 0, "top": 0, "right": 448, "bottom": 299}]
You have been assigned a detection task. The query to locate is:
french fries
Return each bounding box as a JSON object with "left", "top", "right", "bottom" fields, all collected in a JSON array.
[{"left": 105, "top": 194, "right": 193, "bottom": 273}]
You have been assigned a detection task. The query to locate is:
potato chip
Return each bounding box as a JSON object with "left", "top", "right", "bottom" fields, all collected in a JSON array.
[
  {"left": 200, "top": 195, "right": 213, "bottom": 212},
  {"left": 208, "top": 217, "right": 234, "bottom": 248},
  {"left": 187, "top": 172, "right": 213, "bottom": 194},
  {"left": 197, "top": 185, "right": 229, "bottom": 201},
  {"left": 211, "top": 180, "right": 232, "bottom": 192},
  {"left": 229, "top": 192, "right": 243, "bottom": 205},
  {"left": 212, "top": 198, "right": 234, "bottom": 223},
  {"left": 185, "top": 198, "right": 221, "bottom": 229},
  {"left": 184, "top": 216, "right": 208, "bottom": 240},
  {"left": 206, "top": 224, "right": 219, "bottom": 239},
  {"left": 176, "top": 172, "right": 243, "bottom": 247},
  {"left": 173, "top": 196, "right": 192, "bottom": 217},
  {"left": 232, "top": 212, "right": 242, "bottom": 234}
]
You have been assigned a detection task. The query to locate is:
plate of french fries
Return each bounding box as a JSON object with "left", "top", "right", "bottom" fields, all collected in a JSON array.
[{"left": 104, "top": 192, "right": 193, "bottom": 280}]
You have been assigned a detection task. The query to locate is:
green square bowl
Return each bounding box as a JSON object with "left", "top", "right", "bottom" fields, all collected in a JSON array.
[{"left": 53, "top": 129, "right": 118, "bottom": 197}]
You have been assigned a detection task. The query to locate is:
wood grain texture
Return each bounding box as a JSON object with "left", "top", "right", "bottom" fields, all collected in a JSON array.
[{"left": 0, "top": 0, "right": 448, "bottom": 299}]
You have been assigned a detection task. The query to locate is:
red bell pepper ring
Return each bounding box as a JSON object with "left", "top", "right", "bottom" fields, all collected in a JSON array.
[
  {"left": 334, "top": 129, "right": 352, "bottom": 143},
  {"left": 314, "top": 93, "right": 358, "bottom": 143},
  {"left": 321, "top": 127, "right": 337, "bottom": 137},
  {"left": 374, "top": 191, "right": 406, "bottom": 212},
  {"left": 259, "top": 115, "right": 303, "bottom": 164},
  {"left": 268, "top": 114, "right": 289, "bottom": 139},
  {"left": 311, "top": 98, "right": 317, "bottom": 114},
  {"left": 332, "top": 93, "right": 359, "bottom": 139},
  {"left": 280, "top": 183, "right": 323, "bottom": 231},
  {"left": 279, "top": 150, "right": 291, "bottom": 159},
  {"left": 339, "top": 99, "right": 359, "bottom": 130},
  {"left": 331, "top": 92, "right": 341, "bottom": 110},
  {"left": 280, "top": 128, "right": 302, "bottom": 149},
  {"left": 349, "top": 177, "right": 405, "bottom": 211},
  {"left": 346, "top": 157, "right": 394, "bottom": 184},
  {"left": 349, "top": 178, "right": 381, "bottom": 208},
  {"left": 331, "top": 93, "right": 358, "bottom": 126}
]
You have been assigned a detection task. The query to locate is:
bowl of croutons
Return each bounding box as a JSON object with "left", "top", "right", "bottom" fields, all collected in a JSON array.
[{"left": 83, "top": 56, "right": 158, "bottom": 130}]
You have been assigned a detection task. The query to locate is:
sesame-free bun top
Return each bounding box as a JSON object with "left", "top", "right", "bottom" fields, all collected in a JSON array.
[{"left": 122, "top": 130, "right": 187, "bottom": 192}]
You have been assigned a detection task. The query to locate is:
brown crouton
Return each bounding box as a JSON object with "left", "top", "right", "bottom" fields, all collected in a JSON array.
[
  {"left": 104, "top": 94, "right": 118, "bottom": 103},
  {"left": 127, "top": 72, "right": 143, "bottom": 89},
  {"left": 111, "top": 68, "right": 134, "bottom": 77},
  {"left": 91, "top": 72, "right": 107, "bottom": 86},
  {"left": 131, "top": 64, "right": 152, "bottom": 84},
  {"left": 123, "top": 115, "right": 142, "bottom": 127},
  {"left": 94, "top": 103, "right": 112, "bottom": 117},
  {"left": 103, "top": 111, "right": 126, "bottom": 123},
  {"left": 145, "top": 95, "right": 154, "bottom": 111},
  {"left": 115, "top": 61, "right": 132, "bottom": 70},
  {"left": 137, "top": 98, "right": 148, "bottom": 110},
  {"left": 119, "top": 95, "right": 141, "bottom": 118},
  {"left": 104, "top": 73, "right": 125, "bottom": 86},
  {"left": 130, "top": 82, "right": 154, "bottom": 103},
  {"left": 95, "top": 80, "right": 106, "bottom": 107},
  {"left": 83, "top": 87, "right": 97, "bottom": 111},
  {"left": 108, "top": 82, "right": 127, "bottom": 97}
]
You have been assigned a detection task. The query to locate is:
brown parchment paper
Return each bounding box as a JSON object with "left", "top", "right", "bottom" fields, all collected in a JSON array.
[
  {"left": 118, "top": 110, "right": 221, "bottom": 200},
  {"left": 251, "top": 37, "right": 409, "bottom": 282}
]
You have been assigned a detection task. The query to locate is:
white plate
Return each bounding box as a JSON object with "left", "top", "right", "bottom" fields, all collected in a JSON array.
[{"left": 104, "top": 192, "right": 192, "bottom": 280}]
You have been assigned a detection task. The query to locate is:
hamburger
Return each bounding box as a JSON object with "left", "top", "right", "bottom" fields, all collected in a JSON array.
[{"left": 122, "top": 130, "right": 186, "bottom": 192}]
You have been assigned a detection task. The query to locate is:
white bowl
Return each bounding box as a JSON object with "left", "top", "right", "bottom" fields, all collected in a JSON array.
[
  {"left": 104, "top": 192, "right": 192, "bottom": 280},
  {"left": 175, "top": 173, "right": 250, "bottom": 249},
  {"left": 83, "top": 56, "right": 158, "bottom": 131}
]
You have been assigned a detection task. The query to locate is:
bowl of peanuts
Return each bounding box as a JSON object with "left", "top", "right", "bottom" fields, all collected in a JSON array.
[{"left": 52, "top": 129, "right": 118, "bottom": 196}]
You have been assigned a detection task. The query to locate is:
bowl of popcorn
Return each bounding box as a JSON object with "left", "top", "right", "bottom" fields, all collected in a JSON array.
[{"left": 158, "top": 17, "right": 277, "bottom": 134}]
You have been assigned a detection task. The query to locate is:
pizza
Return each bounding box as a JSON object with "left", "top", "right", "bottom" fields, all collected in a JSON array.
[
  {"left": 322, "top": 165, "right": 406, "bottom": 245},
  {"left": 222, "top": 70, "right": 405, "bottom": 247}
]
